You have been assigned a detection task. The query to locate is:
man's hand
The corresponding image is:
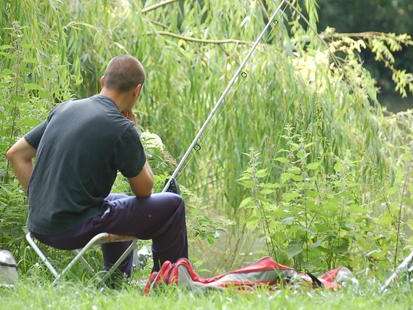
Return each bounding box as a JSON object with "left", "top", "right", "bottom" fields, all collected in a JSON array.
[
  {"left": 5, "top": 138, "right": 36, "bottom": 192},
  {"left": 122, "top": 110, "right": 137, "bottom": 125}
]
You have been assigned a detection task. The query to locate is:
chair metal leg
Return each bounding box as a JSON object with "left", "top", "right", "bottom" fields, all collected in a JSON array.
[
  {"left": 52, "top": 233, "right": 110, "bottom": 285},
  {"left": 380, "top": 249, "right": 413, "bottom": 293},
  {"left": 26, "top": 231, "right": 139, "bottom": 285},
  {"left": 99, "top": 241, "right": 136, "bottom": 284},
  {"left": 73, "top": 249, "right": 95, "bottom": 274},
  {"left": 26, "top": 232, "right": 59, "bottom": 278}
]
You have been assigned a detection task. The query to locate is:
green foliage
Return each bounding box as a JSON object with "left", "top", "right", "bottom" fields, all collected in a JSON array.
[
  {"left": 0, "top": 0, "right": 412, "bottom": 277},
  {"left": 238, "top": 125, "right": 412, "bottom": 272},
  {"left": 325, "top": 29, "right": 413, "bottom": 97},
  {"left": 318, "top": 0, "right": 413, "bottom": 97},
  {"left": 0, "top": 182, "right": 27, "bottom": 254}
]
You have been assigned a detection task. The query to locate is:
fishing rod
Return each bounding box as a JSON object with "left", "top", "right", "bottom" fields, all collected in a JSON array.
[
  {"left": 101, "top": 1, "right": 288, "bottom": 281},
  {"left": 162, "top": 0, "right": 288, "bottom": 192}
]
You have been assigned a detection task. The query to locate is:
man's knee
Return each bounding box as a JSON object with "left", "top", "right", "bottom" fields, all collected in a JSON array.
[
  {"left": 176, "top": 195, "right": 185, "bottom": 214},
  {"left": 163, "top": 192, "right": 185, "bottom": 215},
  {"left": 170, "top": 193, "right": 184, "bottom": 210}
]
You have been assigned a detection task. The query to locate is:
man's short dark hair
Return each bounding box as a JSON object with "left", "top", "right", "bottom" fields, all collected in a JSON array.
[{"left": 103, "top": 55, "right": 145, "bottom": 92}]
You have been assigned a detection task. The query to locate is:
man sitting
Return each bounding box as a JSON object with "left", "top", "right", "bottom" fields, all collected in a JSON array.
[{"left": 6, "top": 55, "right": 188, "bottom": 276}]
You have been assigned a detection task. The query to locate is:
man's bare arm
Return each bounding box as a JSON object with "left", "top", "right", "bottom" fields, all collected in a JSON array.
[
  {"left": 5, "top": 138, "right": 36, "bottom": 192},
  {"left": 128, "top": 161, "right": 154, "bottom": 198}
]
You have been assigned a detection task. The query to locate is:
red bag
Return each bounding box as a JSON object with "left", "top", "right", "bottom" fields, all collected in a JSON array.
[{"left": 144, "top": 256, "right": 355, "bottom": 294}]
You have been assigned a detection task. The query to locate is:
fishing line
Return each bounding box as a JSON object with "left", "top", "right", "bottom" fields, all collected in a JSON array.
[
  {"left": 279, "top": 0, "right": 347, "bottom": 73},
  {"left": 162, "top": 0, "right": 288, "bottom": 192},
  {"left": 174, "top": 64, "right": 249, "bottom": 182}
]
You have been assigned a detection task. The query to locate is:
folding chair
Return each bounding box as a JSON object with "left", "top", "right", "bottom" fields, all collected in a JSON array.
[
  {"left": 380, "top": 249, "right": 413, "bottom": 293},
  {"left": 25, "top": 231, "right": 138, "bottom": 286}
]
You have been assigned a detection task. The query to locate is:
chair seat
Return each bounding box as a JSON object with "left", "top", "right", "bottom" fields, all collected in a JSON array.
[
  {"left": 102, "top": 234, "right": 137, "bottom": 243},
  {"left": 25, "top": 231, "right": 139, "bottom": 285}
]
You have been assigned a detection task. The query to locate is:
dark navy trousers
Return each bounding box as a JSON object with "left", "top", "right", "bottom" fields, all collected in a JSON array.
[{"left": 32, "top": 192, "right": 188, "bottom": 275}]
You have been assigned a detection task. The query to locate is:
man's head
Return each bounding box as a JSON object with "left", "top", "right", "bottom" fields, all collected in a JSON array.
[{"left": 100, "top": 55, "right": 145, "bottom": 111}]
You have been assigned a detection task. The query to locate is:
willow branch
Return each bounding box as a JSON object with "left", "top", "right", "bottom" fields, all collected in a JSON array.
[
  {"left": 144, "top": 18, "right": 169, "bottom": 30},
  {"left": 147, "top": 31, "right": 251, "bottom": 45},
  {"left": 321, "top": 31, "right": 391, "bottom": 40},
  {"left": 147, "top": 30, "right": 402, "bottom": 48},
  {"left": 141, "top": 0, "right": 178, "bottom": 14}
]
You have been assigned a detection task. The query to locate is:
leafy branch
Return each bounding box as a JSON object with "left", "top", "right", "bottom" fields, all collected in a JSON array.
[
  {"left": 146, "top": 31, "right": 251, "bottom": 45},
  {"left": 323, "top": 27, "right": 413, "bottom": 97},
  {"left": 141, "top": 0, "right": 178, "bottom": 14}
]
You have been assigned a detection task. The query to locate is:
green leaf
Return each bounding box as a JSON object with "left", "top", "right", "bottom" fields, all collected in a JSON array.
[
  {"left": 260, "top": 188, "right": 275, "bottom": 195},
  {"left": 281, "top": 172, "right": 293, "bottom": 183},
  {"left": 291, "top": 174, "right": 303, "bottom": 182},
  {"left": 260, "top": 183, "right": 280, "bottom": 195},
  {"left": 275, "top": 157, "right": 289, "bottom": 164},
  {"left": 24, "top": 83, "right": 43, "bottom": 91},
  {"left": 245, "top": 214, "right": 260, "bottom": 229},
  {"left": 310, "top": 238, "right": 324, "bottom": 249},
  {"left": 282, "top": 191, "right": 300, "bottom": 202},
  {"left": 262, "top": 183, "right": 280, "bottom": 190},
  {"left": 306, "top": 162, "right": 320, "bottom": 170},
  {"left": 281, "top": 216, "right": 295, "bottom": 225},
  {"left": 287, "top": 243, "right": 303, "bottom": 258},
  {"left": 256, "top": 169, "right": 268, "bottom": 178},
  {"left": 289, "top": 166, "right": 301, "bottom": 175},
  {"left": 334, "top": 162, "right": 344, "bottom": 173},
  {"left": 0, "top": 44, "right": 12, "bottom": 50},
  {"left": 239, "top": 197, "right": 253, "bottom": 209},
  {"left": 335, "top": 238, "right": 350, "bottom": 253}
]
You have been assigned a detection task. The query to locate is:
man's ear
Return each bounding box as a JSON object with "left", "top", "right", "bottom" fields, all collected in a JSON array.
[
  {"left": 134, "top": 84, "right": 142, "bottom": 98},
  {"left": 100, "top": 76, "right": 105, "bottom": 89}
]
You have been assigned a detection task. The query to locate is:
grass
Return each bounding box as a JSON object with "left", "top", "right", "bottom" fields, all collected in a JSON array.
[{"left": 0, "top": 276, "right": 412, "bottom": 310}]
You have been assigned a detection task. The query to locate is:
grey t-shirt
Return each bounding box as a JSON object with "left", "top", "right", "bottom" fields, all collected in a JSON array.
[{"left": 25, "top": 95, "right": 146, "bottom": 235}]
